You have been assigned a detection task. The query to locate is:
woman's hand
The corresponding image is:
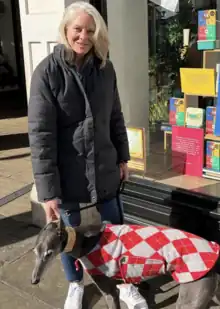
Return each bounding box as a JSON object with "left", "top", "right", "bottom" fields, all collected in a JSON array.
[
  {"left": 44, "top": 199, "right": 60, "bottom": 223},
  {"left": 119, "top": 162, "right": 129, "bottom": 181}
]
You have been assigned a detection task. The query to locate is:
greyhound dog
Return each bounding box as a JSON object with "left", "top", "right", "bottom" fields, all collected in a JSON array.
[{"left": 32, "top": 221, "right": 220, "bottom": 309}]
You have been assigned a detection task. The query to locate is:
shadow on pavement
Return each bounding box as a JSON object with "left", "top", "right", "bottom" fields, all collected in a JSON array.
[
  {"left": 0, "top": 211, "right": 39, "bottom": 248},
  {"left": 83, "top": 283, "right": 103, "bottom": 309},
  {"left": 0, "top": 90, "right": 27, "bottom": 120},
  {"left": 0, "top": 107, "right": 27, "bottom": 120},
  {"left": 0, "top": 153, "right": 30, "bottom": 160},
  {"left": 83, "top": 276, "right": 179, "bottom": 309},
  {"left": 0, "top": 133, "right": 29, "bottom": 151},
  {"left": 139, "top": 276, "right": 178, "bottom": 308}
]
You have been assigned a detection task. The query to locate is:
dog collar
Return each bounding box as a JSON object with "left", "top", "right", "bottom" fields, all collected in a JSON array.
[{"left": 64, "top": 227, "right": 76, "bottom": 252}]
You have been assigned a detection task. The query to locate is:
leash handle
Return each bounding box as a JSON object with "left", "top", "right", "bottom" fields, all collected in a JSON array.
[
  {"left": 81, "top": 179, "right": 125, "bottom": 211},
  {"left": 118, "top": 179, "right": 126, "bottom": 194}
]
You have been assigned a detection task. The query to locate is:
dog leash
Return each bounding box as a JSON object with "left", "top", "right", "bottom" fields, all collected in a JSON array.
[
  {"left": 79, "top": 179, "right": 126, "bottom": 212},
  {"left": 63, "top": 180, "right": 126, "bottom": 224}
]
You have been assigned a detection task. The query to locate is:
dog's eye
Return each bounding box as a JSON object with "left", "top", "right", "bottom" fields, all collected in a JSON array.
[{"left": 44, "top": 250, "right": 53, "bottom": 259}]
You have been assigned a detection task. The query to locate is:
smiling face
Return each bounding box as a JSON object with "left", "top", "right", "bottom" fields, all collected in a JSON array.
[{"left": 66, "top": 11, "right": 95, "bottom": 58}]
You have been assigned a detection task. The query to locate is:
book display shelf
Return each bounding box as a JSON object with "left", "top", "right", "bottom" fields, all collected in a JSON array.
[{"left": 161, "top": 9, "right": 220, "bottom": 180}]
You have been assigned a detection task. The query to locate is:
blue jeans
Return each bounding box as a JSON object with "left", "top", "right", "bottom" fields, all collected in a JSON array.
[{"left": 59, "top": 196, "right": 124, "bottom": 282}]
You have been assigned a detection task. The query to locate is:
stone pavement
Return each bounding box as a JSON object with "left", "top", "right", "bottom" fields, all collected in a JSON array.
[{"left": 0, "top": 115, "right": 219, "bottom": 308}]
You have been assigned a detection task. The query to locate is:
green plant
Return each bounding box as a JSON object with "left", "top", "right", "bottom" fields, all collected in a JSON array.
[
  {"left": 148, "top": 0, "right": 197, "bottom": 125},
  {"left": 149, "top": 87, "right": 169, "bottom": 126},
  {"left": 158, "top": 1, "right": 196, "bottom": 86}
]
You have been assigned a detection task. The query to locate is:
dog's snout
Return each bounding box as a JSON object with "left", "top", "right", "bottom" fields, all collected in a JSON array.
[
  {"left": 31, "top": 277, "right": 40, "bottom": 285},
  {"left": 32, "top": 267, "right": 41, "bottom": 285}
]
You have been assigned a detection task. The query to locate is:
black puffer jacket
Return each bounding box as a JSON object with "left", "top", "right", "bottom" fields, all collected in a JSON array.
[{"left": 28, "top": 44, "right": 130, "bottom": 205}]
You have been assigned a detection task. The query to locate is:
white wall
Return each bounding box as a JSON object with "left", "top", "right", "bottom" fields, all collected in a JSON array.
[{"left": 0, "top": 0, "right": 17, "bottom": 76}]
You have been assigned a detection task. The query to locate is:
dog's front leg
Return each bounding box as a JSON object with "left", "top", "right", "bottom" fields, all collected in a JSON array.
[{"left": 91, "top": 275, "right": 121, "bottom": 309}]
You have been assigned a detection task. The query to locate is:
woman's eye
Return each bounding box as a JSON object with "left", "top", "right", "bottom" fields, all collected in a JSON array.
[{"left": 74, "top": 27, "right": 81, "bottom": 32}]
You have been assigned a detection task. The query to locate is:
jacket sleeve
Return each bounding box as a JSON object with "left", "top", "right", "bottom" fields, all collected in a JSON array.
[
  {"left": 28, "top": 65, "right": 61, "bottom": 202},
  {"left": 110, "top": 69, "right": 130, "bottom": 163}
]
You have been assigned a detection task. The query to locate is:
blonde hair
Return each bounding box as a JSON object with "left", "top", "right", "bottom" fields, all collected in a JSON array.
[{"left": 58, "top": 1, "right": 109, "bottom": 68}]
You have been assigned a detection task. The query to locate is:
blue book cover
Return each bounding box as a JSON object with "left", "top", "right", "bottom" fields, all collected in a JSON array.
[{"left": 214, "top": 73, "right": 220, "bottom": 136}]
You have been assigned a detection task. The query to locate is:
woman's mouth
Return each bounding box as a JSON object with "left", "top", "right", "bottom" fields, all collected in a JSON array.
[{"left": 76, "top": 42, "right": 88, "bottom": 47}]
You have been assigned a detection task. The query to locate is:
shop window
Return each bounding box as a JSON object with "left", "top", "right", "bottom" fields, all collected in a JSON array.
[{"left": 129, "top": 0, "right": 220, "bottom": 200}]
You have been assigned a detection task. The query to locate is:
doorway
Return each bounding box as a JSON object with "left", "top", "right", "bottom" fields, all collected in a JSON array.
[
  {"left": 0, "top": 0, "right": 27, "bottom": 117},
  {"left": 90, "top": 0, "right": 107, "bottom": 24}
]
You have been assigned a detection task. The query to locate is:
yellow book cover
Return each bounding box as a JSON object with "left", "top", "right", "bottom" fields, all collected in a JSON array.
[{"left": 180, "top": 68, "right": 215, "bottom": 96}]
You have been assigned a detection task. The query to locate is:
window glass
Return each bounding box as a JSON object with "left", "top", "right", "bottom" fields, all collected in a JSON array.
[{"left": 129, "top": 0, "right": 220, "bottom": 199}]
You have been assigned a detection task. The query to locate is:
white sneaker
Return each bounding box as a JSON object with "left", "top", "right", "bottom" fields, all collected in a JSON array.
[
  {"left": 117, "top": 284, "right": 149, "bottom": 309},
  {"left": 64, "top": 282, "right": 84, "bottom": 309}
]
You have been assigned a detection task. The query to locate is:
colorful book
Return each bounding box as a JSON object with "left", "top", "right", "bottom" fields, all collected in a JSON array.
[
  {"left": 198, "top": 10, "right": 216, "bottom": 41},
  {"left": 206, "top": 141, "right": 220, "bottom": 171},
  {"left": 169, "top": 98, "right": 185, "bottom": 126},
  {"left": 197, "top": 10, "right": 216, "bottom": 50},
  {"left": 206, "top": 106, "right": 216, "bottom": 134},
  {"left": 186, "top": 107, "right": 204, "bottom": 128}
]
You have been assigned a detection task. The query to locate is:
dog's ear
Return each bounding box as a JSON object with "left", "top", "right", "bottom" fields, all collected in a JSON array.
[
  {"left": 46, "top": 221, "right": 58, "bottom": 230},
  {"left": 58, "top": 217, "right": 65, "bottom": 231},
  {"left": 34, "top": 222, "right": 53, "bottom": 246}
]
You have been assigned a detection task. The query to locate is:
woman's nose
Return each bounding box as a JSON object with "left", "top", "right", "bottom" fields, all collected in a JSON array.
[{"left": 79, "top": 29, "right": 88, "bottom": 40}]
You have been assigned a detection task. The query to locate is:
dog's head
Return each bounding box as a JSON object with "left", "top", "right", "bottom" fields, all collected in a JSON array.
[
  {"left": 31, "top": 220, "right": 69, "bottom": 285},
  {"left": 31, "top": 220, "right": 105, "bottom": 285}
]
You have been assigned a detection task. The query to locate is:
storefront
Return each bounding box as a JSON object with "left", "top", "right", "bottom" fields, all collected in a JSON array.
[{"left": 106, "top": 0, "right": 220, "bottom": 241}]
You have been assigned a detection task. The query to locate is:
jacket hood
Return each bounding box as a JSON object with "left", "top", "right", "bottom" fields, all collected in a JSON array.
[
  {"left": 53, "top": 43, "right": 100, "bottom": 74},
  {"left": 53, "top": 44, "right": 73, "bottom": 70}
]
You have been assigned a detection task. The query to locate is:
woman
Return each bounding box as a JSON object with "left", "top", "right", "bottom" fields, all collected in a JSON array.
[{"left": 28, "top": 2, "right": 147, "bottom": 309}]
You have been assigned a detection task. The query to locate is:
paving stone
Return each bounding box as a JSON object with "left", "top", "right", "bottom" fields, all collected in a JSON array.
[
  {"left": 0, "top": 251, "right": 107, "bottom": 309},
  {"left": 0, "top": 176, "right": 30, "bottom": 198},
  {"left": 0, "top": 193, "right": 31, "bottom": 223},
  {"left": 0, "top": 215, "right": 39, "bottom": 266},
  {"left": 0, "top": 282, "right": 54, "bottom": 309}
]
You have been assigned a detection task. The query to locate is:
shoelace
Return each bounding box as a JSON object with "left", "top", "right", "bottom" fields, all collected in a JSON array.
[
  {"left": 128, "top": 286, "right": 143, "bottom": 302},
  {"left": 69, "top": 285, "right": 83, "bottom": 298}
]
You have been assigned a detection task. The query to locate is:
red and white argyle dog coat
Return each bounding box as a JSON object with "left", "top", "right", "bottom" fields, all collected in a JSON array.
[{"left": 79, "top": 224, "right": 220, "bottom": 284}]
